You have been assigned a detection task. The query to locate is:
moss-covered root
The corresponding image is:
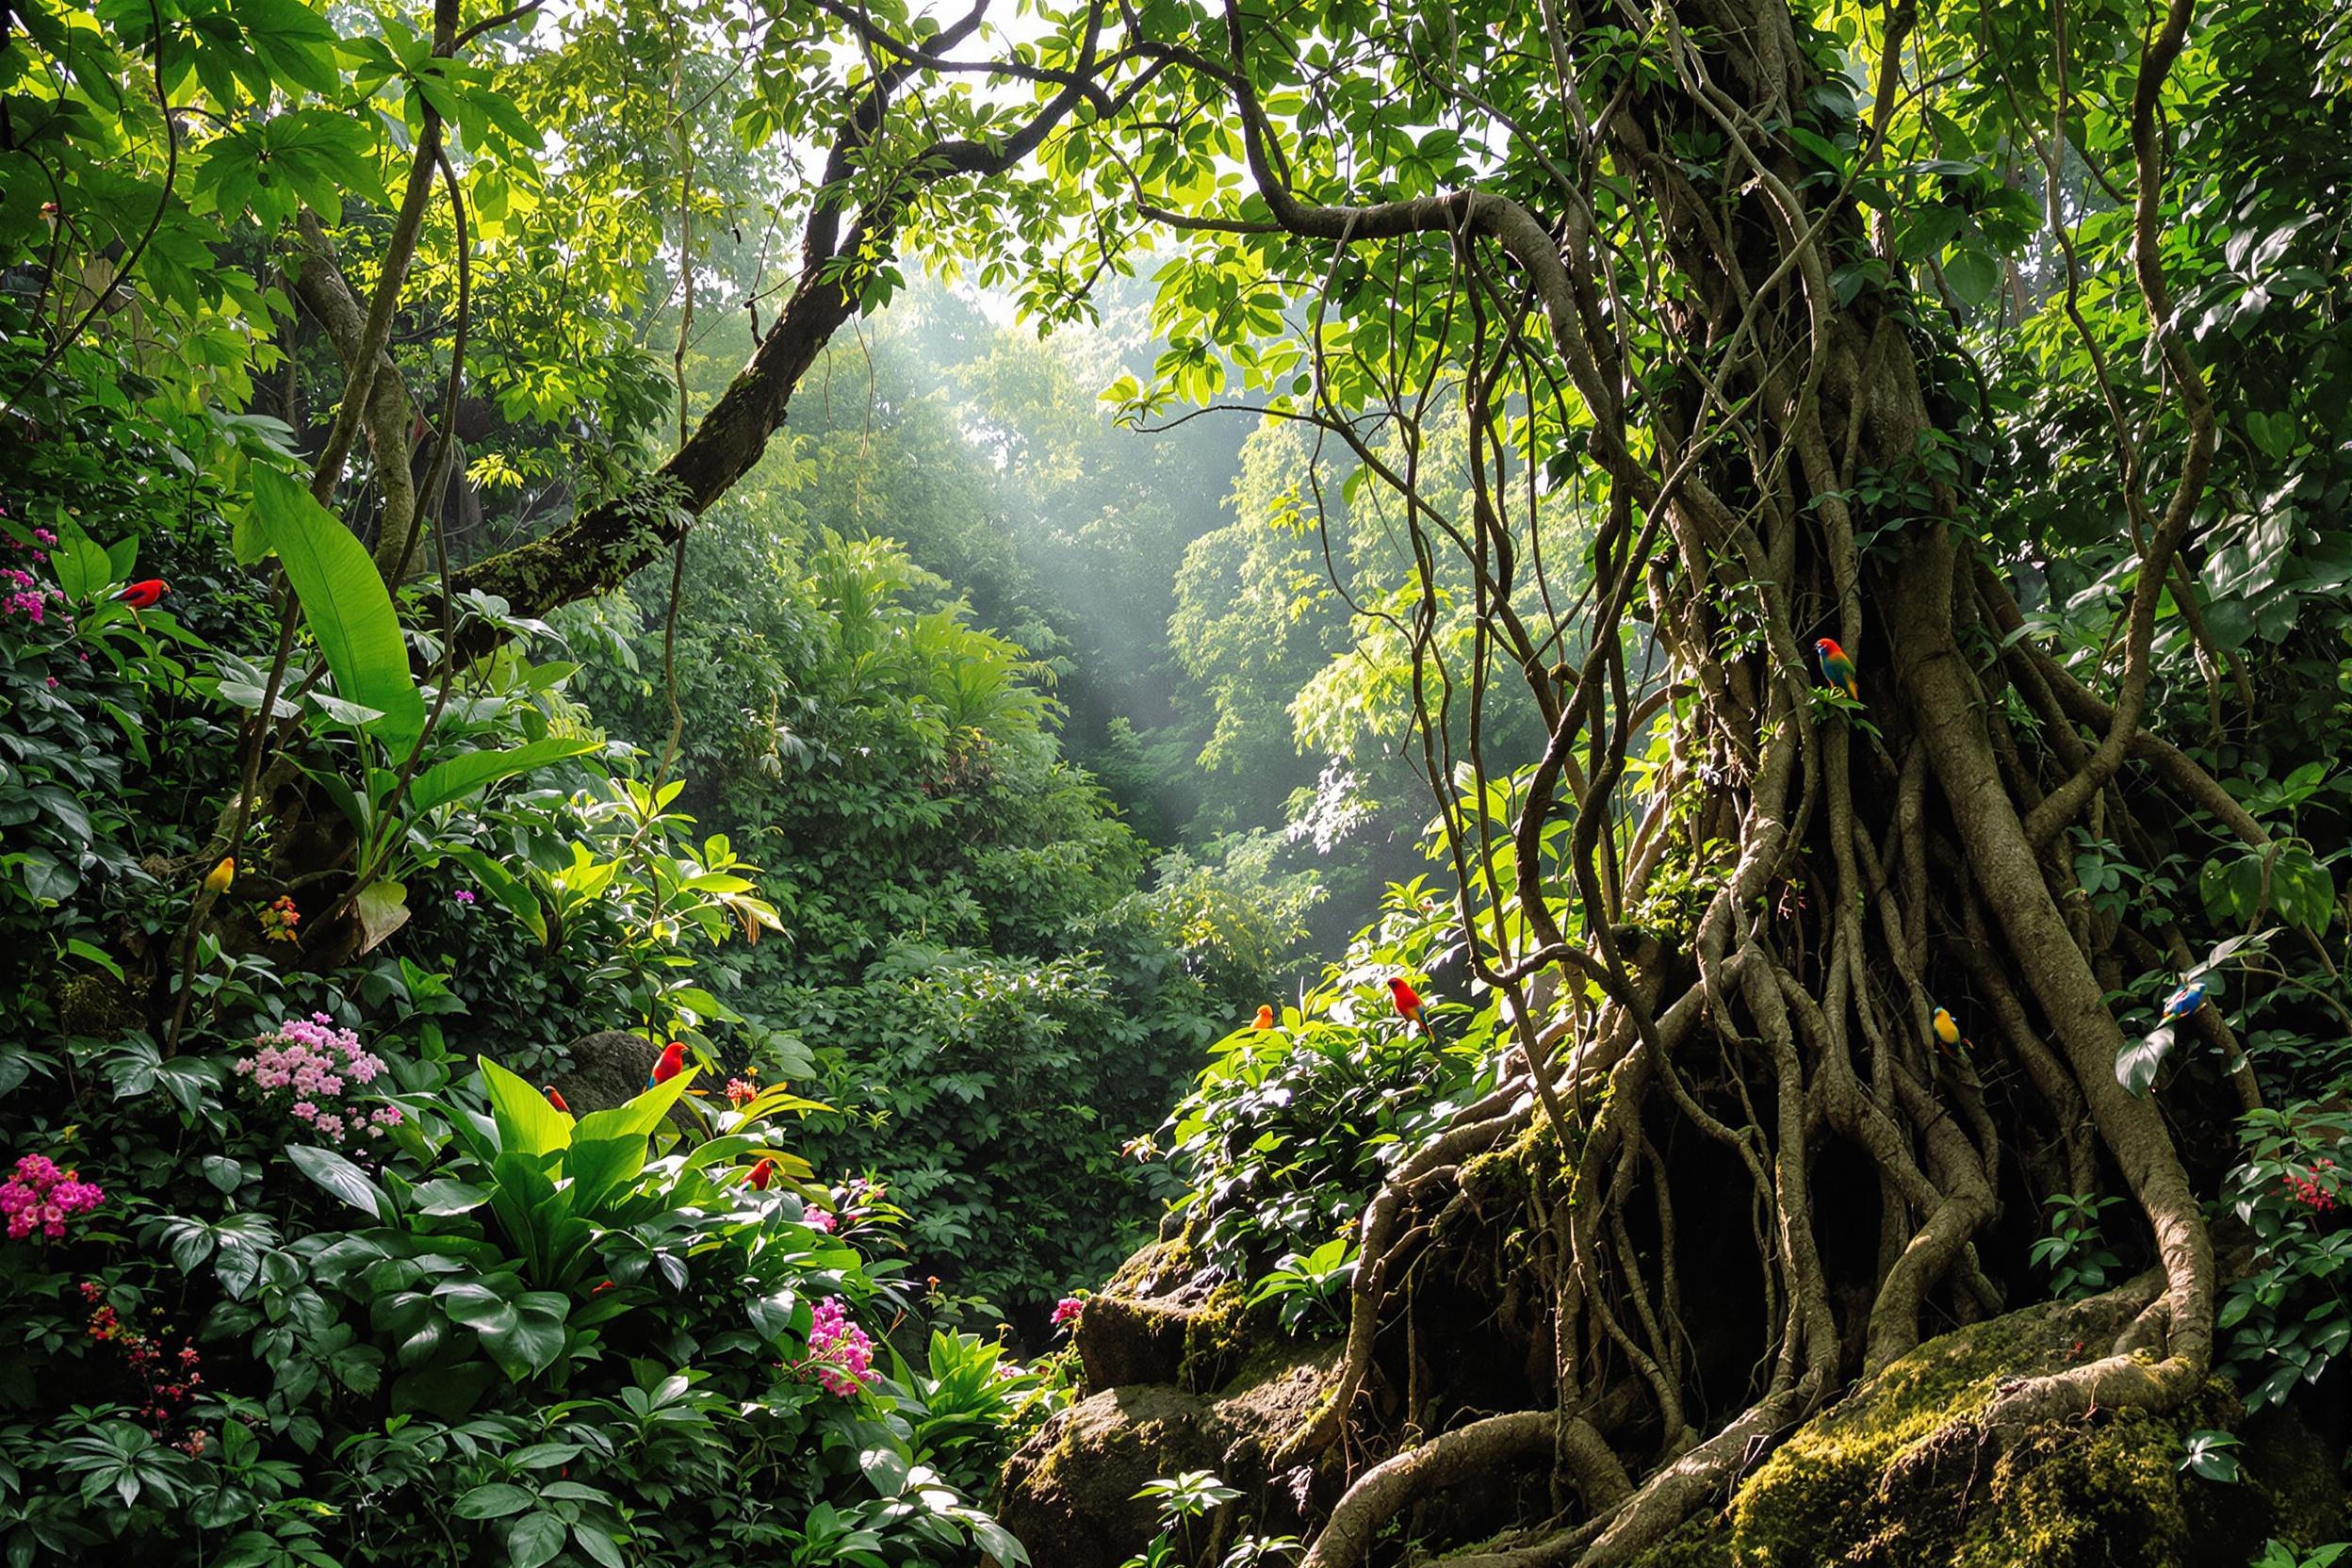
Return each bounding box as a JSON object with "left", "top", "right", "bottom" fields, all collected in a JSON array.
[{"left": 1618, "top": 1283, "right": 2341, "bottom": 1568}]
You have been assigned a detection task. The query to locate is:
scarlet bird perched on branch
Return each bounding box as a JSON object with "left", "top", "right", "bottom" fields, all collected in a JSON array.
[
  {"left": 1387, "top": 976, "right": 1434, "bottom": 1041},
  {"left": 645, "top": 1041, "right": 688, "bottom": 1088},
  {"left": 746, "top": 1158, "right": 776, "bottom": 1191},
  {"left": 112, "top": 580, "right": 170, "bottom": 612},
  {"left": 1813, "top": 637, "right": 1858, "bottom": 700}
]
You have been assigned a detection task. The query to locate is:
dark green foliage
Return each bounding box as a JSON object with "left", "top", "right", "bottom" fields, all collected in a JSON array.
[
  {"left": 0, "top": 352, "right": 1059, "bottom": 1567},
  {"left": 566, "top": 518, "right": 1303, "bottom": 1325}
]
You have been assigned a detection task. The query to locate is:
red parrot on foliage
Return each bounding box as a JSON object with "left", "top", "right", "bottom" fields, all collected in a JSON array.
[
  {"left": 1387, "top": 976, "right": 1433, "bottom": 1040},
  {"left": 1253, "top": 1004, "right": 1276, "bottom": 1031},
  {"left": 112, "top": 580, "right": 171, "bottom": 611},
  {"left": 544, "top": 1086, "right": 571, "bottom": 1115},
  {"left": 1813, "top": 637, "right": 1858, "bottom": 700},
  {"left": 646, "top": 1041, "right": 688, "bottom": 1088},
  {"left": 746, "top": 1158, "right": 776, "bottom": 1191}
]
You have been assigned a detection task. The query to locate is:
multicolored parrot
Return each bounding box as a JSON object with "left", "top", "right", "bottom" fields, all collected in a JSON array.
[
  {"left": 1931, "top": 1006, "right": 1971, "bottom": 1059},
  {"left": 1813, "top": 637, "right": 1858, "bottom": 700},
  {"left": 1253, "top": 1004, "right": 1276, "bottom": 1031},
  {"left": 1387, "top": 976, "right": 1433, "bottom": 1039},
  {"left": 543, "top": 1086, "right": 571, "bottom": 1115},
  {"left": 112, "top": 580, "right": 171, "bottom": 611},
  {"left": 2162, "top": 981, "right": 2207, "bottom": 1023},
  {"left": 204, "top": 857, "right": 236, "bottom": 894},
  {"left": 746, "top": 1157, "right": 776, "bottom": 1191},
  {"left": 646, "top": 1040, "right": 688, "bottom": 1088}
]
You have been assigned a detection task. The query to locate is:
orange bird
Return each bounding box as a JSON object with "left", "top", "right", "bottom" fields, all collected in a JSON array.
[
  {"left": 645, "top": 1041, "right": 688, "bottom": 1088},
  {"left": 112, "top": 580, "right": 171, "bottom": 611},
  {"left": 1387, "top": 976, "right": 1433, "bottom": 1039},
  {"left": 544, "top": 1086, "right": 571, "bottom": 1115},
  {"left": 746, "top": 1158, "right": 776, "bottom": 1191},
  {"left": 1253, "top": 1004, "right": 1276, "bottom": 1031}
]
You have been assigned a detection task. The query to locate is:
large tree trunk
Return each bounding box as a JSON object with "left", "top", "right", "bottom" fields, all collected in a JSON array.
[{"left": 997, "top": 0, "right": 2263, "bottom": 1560}]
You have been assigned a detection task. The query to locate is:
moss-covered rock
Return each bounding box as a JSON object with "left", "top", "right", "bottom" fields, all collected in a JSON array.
[
  {"left": 1627, "top": 1287, "right": 2344, "bottom": 1568},
  {"left": 57, "top": 970, "right": 140, "bottom": 1036},
  {"left": 997, "top": 1383, "right": 1225, "bottom": 1568},
  {"left": 997, "top": 1343, "right": 1340, "bottom": 1568}
]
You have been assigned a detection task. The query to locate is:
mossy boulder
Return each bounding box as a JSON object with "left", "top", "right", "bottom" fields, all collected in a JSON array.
[
  {"left": 57, "top": 970, "right": 141, "bottom": 1036},
  {"left": 997, "top": 1341, "right": 1339, "bottom": 1568},
  {"left": 1629, "top": 1285, "right": 2344, "bottom": 1568},
  {"left": 997, "top": 1383, "right": 1226, "bottom": 1568}
]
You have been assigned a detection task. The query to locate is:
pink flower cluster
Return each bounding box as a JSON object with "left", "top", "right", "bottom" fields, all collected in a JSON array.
[
  {"left": 1, "top": 564, "right": 64, "bottom": 626},
  {"left": 1051, "top": 1296, "right": 1085, "bottom": 1330},
  {"left": 0, "top": 1152, "right": 105, "bottom": 1240},
  {"left": 2282, "top": 1157, "right": 2338, "bottom": 1214},
  {"left": 233, "top": 1013, "right": 404, "bottom": 1149},
  {"left": 799, "top": 1296, "right": 875, "bottom": 1396}
]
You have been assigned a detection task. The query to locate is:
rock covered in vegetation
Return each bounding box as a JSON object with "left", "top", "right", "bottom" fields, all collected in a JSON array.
[
  {"left": 999, "top": 1286, "right": 1337, "bottom": 1568},
  {"left": 1628, "top": 1282, "right": 2344, "bottom": 1568},
  {"left": 547, "top": 1029, "right": 672, "bottom": 1116}
]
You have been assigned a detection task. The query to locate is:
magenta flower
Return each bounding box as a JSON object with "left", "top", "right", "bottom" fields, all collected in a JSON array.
[
  {"left": 0, "top": 1152, "right": 104, "bottom": 1241},
  {"left": 797, "top": 1296, "right": 874, "bottom": 1396},
  {"left": 1051, "top": 1296, "right": 1085, "bottom": 1330}
]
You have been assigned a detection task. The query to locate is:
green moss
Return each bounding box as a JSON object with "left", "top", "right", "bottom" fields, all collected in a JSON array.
[
  {"left": 57, "top": 970, "right": 139, "bottom": 1036},
  {"left": 1460, "top": 1116, "right": 1579, "bottom": 1217},
  {"left": 1623, "top": 1293, "right": 2313, "bottom": 1568},
  {"left": 1180, "top": 1282, "right": 1250, "bottom": 1393}
]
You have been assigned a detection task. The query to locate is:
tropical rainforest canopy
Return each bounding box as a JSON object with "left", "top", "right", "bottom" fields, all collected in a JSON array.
[{"left": 0, "top": 0, "right": 2348, "bottom": 1561}]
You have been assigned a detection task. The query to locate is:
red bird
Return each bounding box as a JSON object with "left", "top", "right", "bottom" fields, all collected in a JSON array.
[
  {"left": 746, "top": 1157, "right": 776, "bottom": 1191},
  {"left": 1813, "top": 637, "right": 1858, "bottom": 701},
  {"left": 543, "top": 1086, "right": 571, "bottom": 1115},
  {"left": 1253, "top": 1004, "right": 1276, "bottom": 1031},
  {"left": 645, "top": 1040, "right": 688, "bottom": 1088},
  {"left": 1387, "top": 976, "right": 1433, "bottom": 1039},
  {"left": 112, "top": 580, "right": 170, "bottom": 612}
]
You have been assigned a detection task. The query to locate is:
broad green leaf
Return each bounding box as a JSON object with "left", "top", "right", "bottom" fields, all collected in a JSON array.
[
  {"left": 571, "top": 1062, "right": 699, "bottom": 1146},
  {"left": 407, "top": 736, "right": 597, "bottom": 815},
  {"left": 2115, "top": 1025, "right": 2176, "bottom": 1097},
  {"left": 287, "top": 1144, "right": 392, "bottom": 1218},
  {"left": 563, "top": 1133, "right": 646, "bottom": 1217},
  {"left": 480, "top": 1056, "right": 572, "bottom": 1157},
  {"left": 48, "top": 519, "right": 115, "bottom": 600},
  {"left": 249, "top": 466, "right": 425, "bottom": 752},
  {"left": 508, "top": 1512, "right": 567, "bottom": 1568},
  {"left": 355, "top": 878, "right": 410, "bottom": 955},
  {"left": 452, "top": 1483, "right": 533, "bottom": 1520}
]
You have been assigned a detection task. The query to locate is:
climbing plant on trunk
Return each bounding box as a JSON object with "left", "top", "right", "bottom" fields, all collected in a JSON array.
[{"left": 1047, "top": 0, "right": 2352, "bottom": 1560}]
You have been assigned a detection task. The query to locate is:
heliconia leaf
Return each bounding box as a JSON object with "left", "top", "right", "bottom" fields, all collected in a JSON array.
[
  {"left": 406, "top": 736, "right": 597, "bottom": 815},
  {"left": 248, "top": 465, "right": 426, "bottom": 753},
  {"left": 479, "top": 1056, "right": 572, "bottom": 1158}
]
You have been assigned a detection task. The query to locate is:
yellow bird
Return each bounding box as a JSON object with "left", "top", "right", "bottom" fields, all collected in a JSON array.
[
  {"left": 204, "top": 858, "right": 236, "bottom": 893},
  {"left": 1931, "top": 1006, "right": 1970, "bottom": 1058}
]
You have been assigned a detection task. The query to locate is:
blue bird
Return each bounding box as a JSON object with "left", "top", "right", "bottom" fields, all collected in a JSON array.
[{"left": 2161, "top": 981, "right": 2207, "bottom": 1023}]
